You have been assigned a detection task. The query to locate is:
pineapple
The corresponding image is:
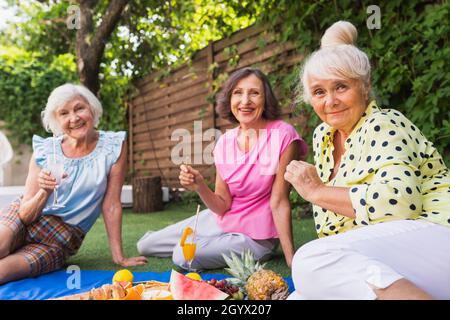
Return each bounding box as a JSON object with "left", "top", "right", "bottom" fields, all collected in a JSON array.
[{"left": 222, "top": 250, "right": 289, "bottom": 300}]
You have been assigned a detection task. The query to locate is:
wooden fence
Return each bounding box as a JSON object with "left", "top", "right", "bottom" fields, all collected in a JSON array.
[{"left": 129, "top": 23, "right": 309, "bottom": 187}]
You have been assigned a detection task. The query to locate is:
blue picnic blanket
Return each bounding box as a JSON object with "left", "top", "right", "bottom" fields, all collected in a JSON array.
[{"left": 0, "top": 270, "right": 294, "bottom": 300}]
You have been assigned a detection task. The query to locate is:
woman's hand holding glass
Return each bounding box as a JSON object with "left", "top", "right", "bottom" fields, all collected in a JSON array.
[
  {"left": 38, "top": 169, "right": 66, "bottom": 194},
  {"left": 39, "top": 158, "right": 67, "bottom": 209}
]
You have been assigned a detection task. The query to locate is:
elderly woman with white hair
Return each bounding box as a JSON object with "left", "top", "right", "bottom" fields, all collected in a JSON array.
[
  {"left": 0, "top": 84, "right": 147, "bottom": 284},
  {"left": 285, "top": 21, "right": 450, "bottom": 299}
]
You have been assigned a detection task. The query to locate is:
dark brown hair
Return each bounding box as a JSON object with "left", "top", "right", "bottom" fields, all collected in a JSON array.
[{"left": 215, "top": 67, "right": 281, "bottom": 123}]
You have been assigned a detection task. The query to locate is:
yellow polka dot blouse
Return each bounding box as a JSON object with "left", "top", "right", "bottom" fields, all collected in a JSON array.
[{"left": 312, "top": 101, "right": 450, "bottom": 237}]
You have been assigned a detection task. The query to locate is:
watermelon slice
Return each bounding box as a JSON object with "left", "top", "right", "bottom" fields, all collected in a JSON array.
[{"left": 169, "top": 270, "right": 229, "bottom": 300}]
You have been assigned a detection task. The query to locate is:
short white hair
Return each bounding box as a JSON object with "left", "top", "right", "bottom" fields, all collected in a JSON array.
[
  {"left": 300, "top": 21, "right": 372, "bottom": 103},
  {"left": 41, "top": 83, "right": 103, "bottom": 135}
]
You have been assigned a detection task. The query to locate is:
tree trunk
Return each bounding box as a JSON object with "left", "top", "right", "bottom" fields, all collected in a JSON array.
[
  {"left": 133, "top": 176, "right": 164, "bottom": 213},
  {"left": 76, "top": 0, "right": 129, "bottom": 95}
]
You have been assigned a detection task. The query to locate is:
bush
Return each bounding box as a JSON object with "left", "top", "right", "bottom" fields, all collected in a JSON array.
[
  {"left": 0, "top": 46, "right": 77, "bottom": 146},
  {"left": 0, "top": 46, "right": 131, "bottom": 147},
  {"left": 178, "top": 180, "right": 215, "bottom": 207},
  {"left": 260, "top": 0, "right": 449, "bottom": 163}
]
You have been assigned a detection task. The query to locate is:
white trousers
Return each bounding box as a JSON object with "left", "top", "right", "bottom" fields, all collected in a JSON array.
[
  {"left": 136, "top": 209, "right": 278, "bottom": 271},
  {"left": 288, "top": 219, "right": 450, "bottom": 300}
]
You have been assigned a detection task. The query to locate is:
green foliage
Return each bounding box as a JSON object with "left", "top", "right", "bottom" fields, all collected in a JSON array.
[
  {"left": 289, "top": 189, "right": 306, "bottom": 219},
  {"left": 98, "top": 72, "right": 131, "bottom": 133},
  {"left": 0, "top": 46, "right": 78, "bottom": 146},
  {"left": 113, "top": 0, "right": 263, "bottom": 79},
  {"left": 0, "top": 44, "right": 128, "bottom": 144},
  {"left": 179, "top": 190, "right": 203, "bottom": 207},
  {"left": 179, "top": 180, "right": 215, "bottom": 207},
  {"left": 0, "top": 0, "right": 266, "bottom": 146},
  {"left": 223, "top": 45, "right": 240, "bottom": 68},
  {"left": 258, "top": 0, "right": 449, "bottom": 162},
  {"left": 1, "top": 1, "right": 76, "bottom": 56}
]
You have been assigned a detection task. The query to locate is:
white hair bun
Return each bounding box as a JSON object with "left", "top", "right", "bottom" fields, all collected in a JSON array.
[{"left": 321, "top": 20, "right": 358, "bottom": 48}]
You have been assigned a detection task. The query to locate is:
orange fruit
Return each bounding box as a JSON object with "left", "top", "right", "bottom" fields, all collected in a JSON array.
[
  {"left": 185, "top": 272, "right": 202, "bottom": 281},
  {"left": 112, "top": 269, "right": 134, "bottom": 283},
  {"left": 180, "top": 227, "right": 193, "bottom": 247},
  {"left": 134, "top": 284, "right": 145, "bottom": 295},
  {"left": 121, "top": 284, "right": 145, "bottom": 300}
]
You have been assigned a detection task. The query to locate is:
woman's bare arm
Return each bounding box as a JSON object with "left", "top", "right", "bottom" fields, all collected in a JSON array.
[
  {"left": 179, "top": 165, "right": 232, "bottom": 215},
  {"left": 18, "top": 155, "right": 53, "bottom": 225},
  {"left": 102, "top": 140, "right": 147, "bottom": 266},
  {"left": 270, "top": 142, "right": 299, "bottom": 267}
]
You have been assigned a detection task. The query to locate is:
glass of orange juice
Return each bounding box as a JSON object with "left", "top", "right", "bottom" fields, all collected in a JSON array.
[
  {"left": 180, "top": 204, "right": 201, "bottom": 272},
  {"left": 180, "top": 227, "right": 197, "bottom": 272},
  {"left": 182, "top": 242, "right": 196, "bottom": 272}
]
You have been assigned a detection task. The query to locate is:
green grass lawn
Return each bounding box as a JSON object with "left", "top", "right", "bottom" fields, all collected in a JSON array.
[{"left": 66, "top": 203, "right": 318, "bottom": 277}]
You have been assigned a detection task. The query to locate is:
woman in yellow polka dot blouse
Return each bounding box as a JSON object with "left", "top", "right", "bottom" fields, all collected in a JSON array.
[{"left": 285, "top": 21, "right": 450, "bottom": 300}]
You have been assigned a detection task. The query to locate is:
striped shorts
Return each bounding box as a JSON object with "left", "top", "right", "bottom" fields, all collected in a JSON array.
[{"left": 0, "top": 199, "right": 85, "bottom": 277}]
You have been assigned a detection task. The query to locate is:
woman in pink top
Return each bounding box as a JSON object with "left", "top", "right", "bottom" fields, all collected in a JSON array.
[{"left": 137, "top": 68, "right": 308, "bottom": 270}]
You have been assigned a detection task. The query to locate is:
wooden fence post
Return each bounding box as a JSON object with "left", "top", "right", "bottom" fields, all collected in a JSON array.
[
  {"left": 128, "top": 101, "right": 134, "bottom": 176},
  {"left": 207, "top": 40, "right": 216, "bottom": 130}
]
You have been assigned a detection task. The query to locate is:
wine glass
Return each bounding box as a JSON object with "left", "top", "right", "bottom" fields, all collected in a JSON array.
[
  {"left": 180, "top": 206, "right": 200, "bottom": 272},
  {"left": 46, "top": 155, "right": 65, "bottom": 209},
  {"left": 182, "top": 239, "right": 197, "bottom": 272}
]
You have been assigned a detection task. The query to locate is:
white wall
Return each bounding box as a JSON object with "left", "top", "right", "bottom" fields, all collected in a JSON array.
[{"left": 10, "top": 144, "right": 32, "bottom": 186}]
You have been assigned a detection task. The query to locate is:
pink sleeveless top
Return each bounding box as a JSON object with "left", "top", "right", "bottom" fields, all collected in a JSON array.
[{"left": 213, "top": 120, "right": 307, "bottom": 239}]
